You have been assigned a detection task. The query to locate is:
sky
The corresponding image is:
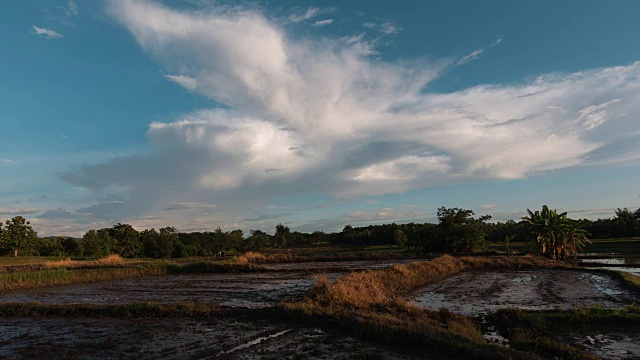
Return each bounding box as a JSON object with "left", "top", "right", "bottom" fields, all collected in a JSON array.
[{"left": 1, "top": 0, "right": 640, "bottom": 236}]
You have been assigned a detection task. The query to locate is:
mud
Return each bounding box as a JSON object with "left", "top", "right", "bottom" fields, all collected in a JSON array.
[
  {"left": 0, "top": 272, "right": 341, "bottom": 308},
  {"left": 563, "top": 332, "right": 640, "bottom": 360},
  {"left": 410, "top": 269, "right": 638, "bottom": 317},
  {"left": 0, "top": 317, "right": 421, "bottom": 360}
]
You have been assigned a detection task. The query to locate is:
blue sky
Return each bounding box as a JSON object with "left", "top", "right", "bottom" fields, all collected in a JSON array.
[{"left": 1, "top": 0, "right": 639, "bottom": 236}]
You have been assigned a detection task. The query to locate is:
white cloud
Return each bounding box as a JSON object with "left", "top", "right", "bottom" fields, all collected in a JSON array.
[
  {"left": 62, "top": 0, "right": 640, "bottom": 231},
  {"left": 164, "top": 74, "right": 197, "bottom": 91},
  {"left": 312, "top": 19, "right": 333, "bottom": 27},
  {"left": 362, "top": 20, "right": 401, "bottom": 35},
  {"left": 289, "top": 7, "right": 333, "bottom": 23},
  {"left": 30, "top": 26, "right": 63, "bottom": 39},
  {"left": 0, "top": 159, "right": 14, "bottom": 164},
  {"left": 458, "top": 38, "right": 502, "bottom": 65}
]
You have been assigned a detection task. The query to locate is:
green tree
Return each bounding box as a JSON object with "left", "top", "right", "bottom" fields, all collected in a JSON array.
[
  {"left": 274, "top": 223, "right": 290, "bottom": 248},
  {"left": 2, "top": 216, "right": 38, "bottom": 256},
  {"left": 110, "top": 223, "right": 142, "bottom": 258},
  {"left": 522, "top": 205, "right": 590, "bottom": 260},
  {"left": 436, "top": 207, "right": 491, "bottom": 252},
  {"left": 157, "top": 227, "right": 178, "bottom": 258},
  {"left": 393, "top": 229, "right": 407, "bottom": 248}
]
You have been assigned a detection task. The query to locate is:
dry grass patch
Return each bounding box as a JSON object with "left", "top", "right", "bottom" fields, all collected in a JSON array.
[
  {"left": 282, "top": 255, "right": 574, "bottom": 359},
  {"left": 44, "top": 254, "right": 127, "bottom": 269}
]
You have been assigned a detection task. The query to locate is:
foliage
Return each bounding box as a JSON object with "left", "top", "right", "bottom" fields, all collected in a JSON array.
[
  {"left": 0, "top": 216, "right": 38, "bottom": 256},
  {"left": 522, "top": 205, "right": 590, "bottom": 260},
  {"left": 435, "top": 207, "right": 491, "bottom": 252}
]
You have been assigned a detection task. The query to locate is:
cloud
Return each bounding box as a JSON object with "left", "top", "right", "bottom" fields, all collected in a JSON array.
[
  {"left": 162, "top": 202, "right": 217, "bottom": 211},
  {"left": 289, "top": 7, "right": 333, "bottom": 23},
  {"left": 30, "top": 26, "right": 63, "bottom": 39},
  {"left": 312, "top": 19, "right": 333, "bottom": 27},
  {"left": 458, "top": 38, "right": 502, "bottom": 65},
  {"left": 61, "top": 0, "right": 640, "bottom": 232},
  {"left": 362, "top": 20, "right": 401, "bottom": 35},
  {"left": 164, "top": 74, "right": 197, "bottom": 91},
  {"left": 0, "top": 208, "right": 42, "bottom": 217},
  {"left": 0, "top": 159, "right": 14, "bottom": 164}
]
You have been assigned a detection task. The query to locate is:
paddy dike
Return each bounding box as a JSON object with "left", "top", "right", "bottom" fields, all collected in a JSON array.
[{"left": 410, "top": 269, "right": 638, "bottom": 317}]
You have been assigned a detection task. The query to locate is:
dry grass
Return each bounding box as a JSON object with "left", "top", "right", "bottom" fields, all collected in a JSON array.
[
  {"left": 283, "top": 255, "right": 573, "bottom": 359},
  {"left": 307, "top": 254, "right": 565, "bottom": 309},
  {"left": 44, "top": 254, "right": 126, "bottom": 269},
  {"left": 234, "top": 251, "right": 267, "bottom": 264},
  {"left": 0, "top": 302, "right": 221, "bottom": 318},
  {"left": 234, "top": 250, "right": 407, "bottom": 265}
]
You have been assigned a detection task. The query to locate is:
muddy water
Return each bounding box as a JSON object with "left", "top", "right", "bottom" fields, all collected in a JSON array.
[
  {"left": 0, "top": 317, "right": 419, "bottom": 360},
  {"left": 410, "top": 269, "right": 638, "bottom": 317},
  {"left": 0, "top": 272, "right": 341, "bottom": 308},
  {"left": 563, "top": 332, "right": 640, "bottom": 360}
]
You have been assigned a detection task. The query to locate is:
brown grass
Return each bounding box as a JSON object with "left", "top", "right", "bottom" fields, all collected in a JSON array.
[
  {"left": 44, "top": 254, "right": 126, "bottom": 269},
  {"left": 283, "top": 255, "right": 573, "bottom": 359},
  {"left": 307, "top": 254, "right": 565, "bottom": 308},
  {"left": 234, "top": 250, "right": 407, "bottom": 265}
]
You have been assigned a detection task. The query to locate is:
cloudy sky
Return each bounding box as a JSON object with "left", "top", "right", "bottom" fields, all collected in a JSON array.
[{"left": 2, "top": 0, "right": 640, "bottom": 236}]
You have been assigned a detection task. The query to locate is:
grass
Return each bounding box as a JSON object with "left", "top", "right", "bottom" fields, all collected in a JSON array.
[
  {"left": 234, "top": 250, "right": 414, "bottom": 265},
  {"left": 487, "top": 306, "right": 640, "bottom": 360},
  {"left": 282, "top": 255, "right": 571, "bottom": 359},
  {"left": 0, "top": 260, "right": 272, "bottom": 292},
  {"left": 0, "top": 301, "right": 221, "bottom": 318}
]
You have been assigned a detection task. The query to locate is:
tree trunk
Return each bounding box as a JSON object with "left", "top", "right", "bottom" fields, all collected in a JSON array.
[{"left": 13, "top": 248, "right": 18, "bottom": 257}]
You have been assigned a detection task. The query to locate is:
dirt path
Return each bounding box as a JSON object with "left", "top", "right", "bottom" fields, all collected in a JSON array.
[{"left": 410, "top": 269, "right": 638, "bottom": 317}]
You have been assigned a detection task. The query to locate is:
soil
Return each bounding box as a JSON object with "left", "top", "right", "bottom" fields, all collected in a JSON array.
[
  {"left": 0, "top": 272, "right": 341, "bottom": 308},
  {"left": 562, "top": 332, "right": 640, "bottom": 360},
  {"left": 0, "top": 317, "right": 423, "bottom": 360},
  {"left": 410, "top": 269, "right": 638, "bottom": 317}
]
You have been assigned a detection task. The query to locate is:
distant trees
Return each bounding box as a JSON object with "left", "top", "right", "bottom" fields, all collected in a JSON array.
[{"left": 274, "top": 223, "right": 290, "bottom": 248}]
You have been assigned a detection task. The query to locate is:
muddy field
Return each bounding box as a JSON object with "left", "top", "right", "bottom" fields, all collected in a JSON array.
[
  {"left": 0, "top": 259, "right": 417, "bottom": 308},
  {"left": 410, "top": 269, "right": 638, "bottom": 317},
  {"left": 0, "top": 317, "right": 420, "bottom": 360},
  {"left": 0, "top": 272, "right": 341, "bottom": 308}
]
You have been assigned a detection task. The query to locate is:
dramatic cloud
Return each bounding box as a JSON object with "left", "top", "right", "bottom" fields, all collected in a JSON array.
[
  {"left": 30, "top": 26, "right": 63, "bottom": 39},
  {"left": 61, "top": 0, "right": 640, "bottom": 230}
]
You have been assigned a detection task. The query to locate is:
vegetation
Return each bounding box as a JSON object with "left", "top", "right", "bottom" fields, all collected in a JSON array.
[
  {"left": 488, "top": 306, "right": 640, "bottom": 360},
  {"left": 283, "top": 255, "right": 568, "bottom": 359},
  {"left": 522, "top": 205, "right": 590, "bottom": 260}
]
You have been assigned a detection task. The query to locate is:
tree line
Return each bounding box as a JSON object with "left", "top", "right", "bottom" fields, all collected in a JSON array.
[{"left": 1, "top": 206, "right": 639, "bottom": 258}]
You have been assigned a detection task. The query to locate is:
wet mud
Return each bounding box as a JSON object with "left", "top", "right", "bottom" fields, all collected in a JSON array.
[
  {"left": 0, "top": 272, "right": 341, "bottom": 308},
  {"left": 410, "top": 269, "right": 638, "bottom": 317},
  {"left": 0, "top": 317, "right": 421, "bottom": 360},
  {"left": 563, "top": 332, "right": 640, "bottom": 360}
]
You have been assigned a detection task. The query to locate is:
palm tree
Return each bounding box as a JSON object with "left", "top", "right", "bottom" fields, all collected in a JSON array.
[{"left": 522, "top": 205, "right": 567, "bottom": 259}]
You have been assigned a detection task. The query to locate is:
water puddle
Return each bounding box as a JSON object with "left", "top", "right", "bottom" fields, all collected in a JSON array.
[
  {"left": 564, "top": 333, "right": 640, "bottom": 359},
  {"left": 212, "top": 329, "right": 291, "bottom": 357}
]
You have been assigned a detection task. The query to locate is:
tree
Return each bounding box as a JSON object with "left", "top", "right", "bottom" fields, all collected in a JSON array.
[
  {"left": 110, "top": 223, "right": 142, "bottom": 258},
  {"left": 393, "top": 229, "right": 407, "bottom": 248},
  {"left": 82, "top": 229, "right": 112, "bottom": 258},
  {"left": 274, "top": 223, "right": 290, "bottom": 248},
  {"left": 2, "top": 216, "right": 38, "bottom": 256},
  {"left": 436, "top": 207, "right": 491, "bottom": 252},
  {"left": 522, "top": 205, "right": 590, "bottom": 260}
]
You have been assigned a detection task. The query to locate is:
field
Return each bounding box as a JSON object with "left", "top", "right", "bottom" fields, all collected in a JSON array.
[{"left": 0, "top": 248, "right": 639, "bottom": 359}]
